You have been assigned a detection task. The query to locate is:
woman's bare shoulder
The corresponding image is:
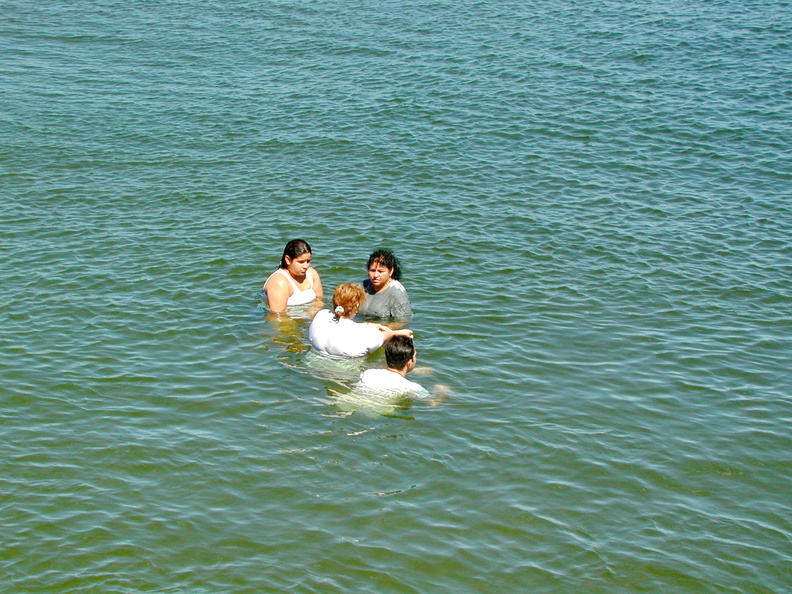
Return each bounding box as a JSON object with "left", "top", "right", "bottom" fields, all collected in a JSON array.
[{"left": 264, "top": 270, "right": 288, "bottom": 290}]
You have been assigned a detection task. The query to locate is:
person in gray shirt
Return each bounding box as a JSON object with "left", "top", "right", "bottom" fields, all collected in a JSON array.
[{"left": 358, "top": 248, "right": 412, "bottom": 324}]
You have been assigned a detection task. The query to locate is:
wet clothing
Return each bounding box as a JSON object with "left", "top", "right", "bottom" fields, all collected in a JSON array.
[
  {"left": 357, "top": 368, "right": 428, "bottom": 397},
  {"left": 265, "top": 268, "right": 317, "bottom": 307},
  {"left": 309, "top": 309, "right": 384, "bottom": 359},
  {"left": 358, "top": 279, "right": 412, "bottom": 322}
]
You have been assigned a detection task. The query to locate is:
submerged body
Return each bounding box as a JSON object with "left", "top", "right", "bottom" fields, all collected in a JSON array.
[
  {"left": 265, "top": 268, "right": 317, "bottom": 307},
  {"left": 309, "top": 282, "right": 413, "bottom": 360},
  {"left": 359, "top": 278, "right": 412, "bottom": 321},
  {"left": 309, "top": 309, "right": 384, "bottom": 359},
  {"left": 358, "top": 248, "right": 412, "bottom": 323},
  {"left": 357, "top": 368, "right": 428, "bottom": 397},
  {"left": 264, "top": 239, "right": 323, "bottom": 313}
]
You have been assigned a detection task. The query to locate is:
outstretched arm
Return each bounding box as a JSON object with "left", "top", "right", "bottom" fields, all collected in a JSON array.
[{"left": 376, "top": 326, "right": 413, "bottom": 341}]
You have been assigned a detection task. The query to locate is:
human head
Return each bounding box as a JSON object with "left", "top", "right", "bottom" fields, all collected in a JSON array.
[
  {"left": 332, "top": 283, "right": 365, "bottom": 318},
  {"left": 279, "top": 239, "right": 312, "bottom": 269},
  {"left": 366, "top": 248, "right": 402, "bottom": 281},
  {"left": 385, "top": 334, "right": 416, "bottom": 371}
]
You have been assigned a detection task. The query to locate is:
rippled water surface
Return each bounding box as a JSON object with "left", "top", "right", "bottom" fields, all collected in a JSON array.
[{"left": 2, "top": 0, "right": 791, "bottom": 591}]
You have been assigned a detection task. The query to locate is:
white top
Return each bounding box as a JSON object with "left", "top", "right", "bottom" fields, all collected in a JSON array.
[
  {"left": 308, "top": 309, "right": 384, "bottom": 359},
  {"left": 265, "top": 268, "right": 317, "bottom": 306},
  {"left": 357, "top": 368, "right": 428, "bottom": 397}
]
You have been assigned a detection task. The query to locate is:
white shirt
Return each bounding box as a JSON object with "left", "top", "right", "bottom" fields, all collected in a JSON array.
[
  {"left": 308, "top": 309, "right": 384, "bottom": 358},
  {"left": 357, "top": 368, "right": 428, "bottom": 397}
]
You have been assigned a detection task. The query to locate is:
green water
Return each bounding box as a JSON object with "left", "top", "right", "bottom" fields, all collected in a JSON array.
[{"left": 2, "top": 0, "right": 790, "bottom": 591}]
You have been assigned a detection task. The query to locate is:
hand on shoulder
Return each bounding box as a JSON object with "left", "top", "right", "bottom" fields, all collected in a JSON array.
[{"left": 377, "top": 326, "right": 413, "bottom": 340}]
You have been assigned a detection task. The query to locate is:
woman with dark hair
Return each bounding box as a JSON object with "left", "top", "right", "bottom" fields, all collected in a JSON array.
[
  {"left": 264, "top": 239, "right": 323, "bottom": 313},
  {"left": 309, "top": 283, "right": 412, "bottom": 359},
  {"left": 358, "top": 248, "right": 412, "bottom": 322}
]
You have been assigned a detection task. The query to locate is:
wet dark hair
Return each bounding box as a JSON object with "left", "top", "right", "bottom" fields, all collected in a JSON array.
[
  {"left": 385, "top": 335, "right": 415, "bottom": 370},
  {"left": 280, "top": 239, "right": 312, "bottom": 269},
  {"left": 366, "top": 248, "right": 402, "bottom": 281}
]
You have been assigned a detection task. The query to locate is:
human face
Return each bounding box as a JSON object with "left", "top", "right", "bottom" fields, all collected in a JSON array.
[
  {"left": 285, "top": 252, "right": 312, "bottom": 278},
  {"left": 368, "top": 261, "right": 393, "bottom": 292}
]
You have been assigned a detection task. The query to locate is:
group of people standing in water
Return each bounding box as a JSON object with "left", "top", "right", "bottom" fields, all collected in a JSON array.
[{"left": 263, "top": 239, "right": 427, "bottom": 396}]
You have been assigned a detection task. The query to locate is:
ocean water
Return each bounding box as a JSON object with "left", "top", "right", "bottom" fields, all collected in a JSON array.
[{"left": 1, "top": 0, "right": 790, "bottom": 591}]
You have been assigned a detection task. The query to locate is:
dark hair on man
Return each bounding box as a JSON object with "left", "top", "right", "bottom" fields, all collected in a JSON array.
[
  {"left": 385, "top": 335, "right": 415, "bottom": 370},
  {"left": 366, "top": 248, "right": 402, "bottom": 281},
  {"left": 279, "top": 239, "right": 312, "bottom": 268}
]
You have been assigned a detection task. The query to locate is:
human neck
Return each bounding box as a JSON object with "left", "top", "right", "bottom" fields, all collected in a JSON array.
[
  {"left": 386, "top": 366, "right": 407, "bottom": 377},
  {"left": 374, "top": 278, "right": 392, "bottom": 293}
]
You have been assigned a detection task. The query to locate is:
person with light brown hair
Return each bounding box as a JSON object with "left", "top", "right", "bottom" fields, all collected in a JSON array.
[{"left": 308, "top": 283, "right": 413, "bottom": 359}]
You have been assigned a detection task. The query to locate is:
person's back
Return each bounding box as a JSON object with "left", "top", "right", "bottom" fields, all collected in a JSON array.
[
  {"left": 357, "top": 335, "right": 427, "bottom": 397},
  {"left": 358, "top": 367, "right": 427, "bottom": 397},
  {"left": 309, "top": 309, "right": 382, "bottom": 359},
  {"left": 309, "top": 283, "right": 413, "bottom": 359}
]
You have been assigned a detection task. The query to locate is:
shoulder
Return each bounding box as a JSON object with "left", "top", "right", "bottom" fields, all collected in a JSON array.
[
  {"left": 264, "top": 269, "right": 289, "bottom": 289},
  {"left": 359, "top": 368, "right": 378, "bottom": 382},
  {"left": 409, "top": 382, "right": 430, "bottom": 398},
  {"left": 354, "top": 320, "right": 382, "bottom": 338},
  {"left": 359, "top": 368, "right": 398, "bottom": 387},
  {"left": 311, "top": 309, "right": 333, "bottom": 323},
  {"left": 358, "top": 369, "right": 426, "bottom": 395},
  {"left": 309, "top": 310, "right": 334, "bottom": 338},
  {"left": 361, "top": 368, "right": 391, "bottom": 379},
  {"left": 384, "top": 281, "right": 410, "bottom": 306}
]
